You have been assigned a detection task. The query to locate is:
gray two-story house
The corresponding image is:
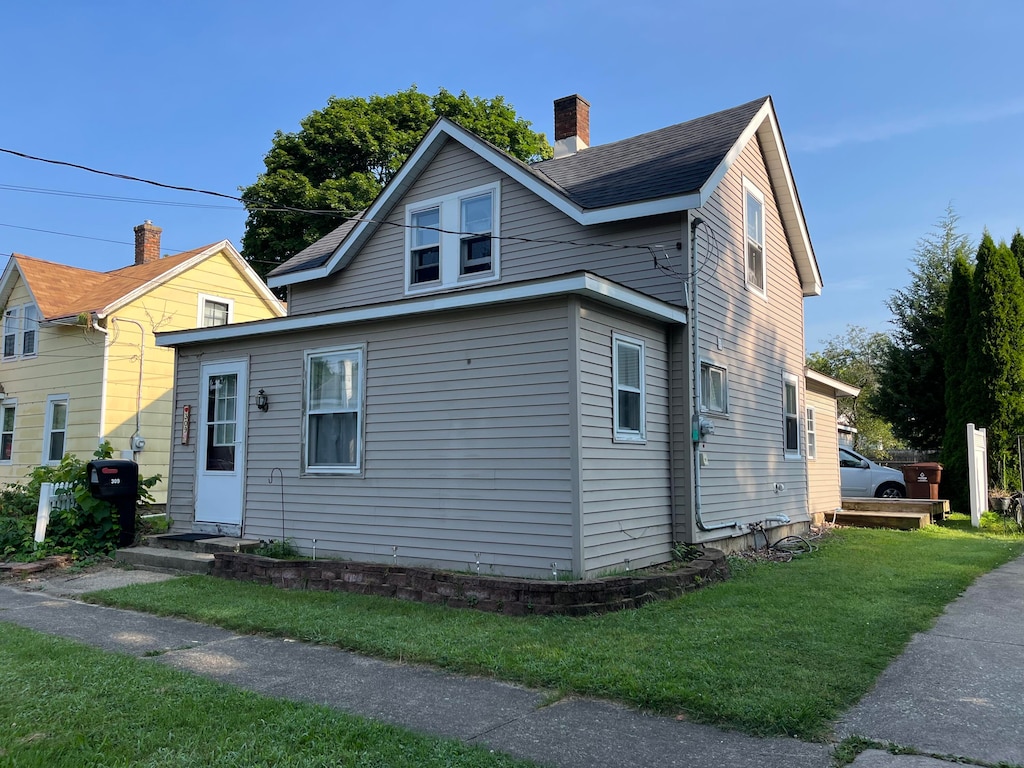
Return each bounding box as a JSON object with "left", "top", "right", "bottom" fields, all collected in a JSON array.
[{"left": 158, "top": 94, "right": 828, "bottom": 578}]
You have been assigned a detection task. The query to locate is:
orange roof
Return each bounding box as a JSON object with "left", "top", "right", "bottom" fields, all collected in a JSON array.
[{"left": 11, "top": 244, "right": 220, "bottom": 320}]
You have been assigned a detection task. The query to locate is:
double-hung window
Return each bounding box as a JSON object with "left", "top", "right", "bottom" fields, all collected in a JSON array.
[
  {"left": 613, "top": 334, "right": 646, "bottom": 441},
  {"left": 744, "top": 178, "right": 766, "bottom": 294},
  {"left": 305, "top": 346, "right": 364, "bottom": 473},
  {"left": 3, "top": 303, "right": 41, "bottom": 359},
  {"left": 406, "top": 182, "right": 499, "bottom": 292},
  {"left": 783, "top": 374, "right": 800, "bottom": 456},
  {"left": 0, "top": 402, "right": 15, "bottom": 462},
  {"left": 700, "top": 362, "right": 727, "bottom": 413},
  {"left": 43, "top": 395, "right": 69, "bottom": 465},
  {"left": 806, "top": 406, "right": 817, "bottom": 460}
]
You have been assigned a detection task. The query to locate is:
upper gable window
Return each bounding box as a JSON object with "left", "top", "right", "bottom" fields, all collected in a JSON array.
[
  {"left": 198, "top": 295, "right": 233, "bottom": 328},
  {"left": 3, "top": 304, "right": 40, "bottom": 360},
  {"left": 743, "top": 178, "right": 766, "bottom": 295},
  {"left": 406, "top": 182, "right": 500, "bottom": 293}
]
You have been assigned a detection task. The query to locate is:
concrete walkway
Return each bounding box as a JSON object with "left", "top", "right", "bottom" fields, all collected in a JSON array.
[{"left": 3, "top": 554, "right": 1024, "bottom": 768}]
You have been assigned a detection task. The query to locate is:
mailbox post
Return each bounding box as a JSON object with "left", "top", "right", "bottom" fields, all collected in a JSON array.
[{"left": 87, "top": 460, "right": 139, "bottom": 547}]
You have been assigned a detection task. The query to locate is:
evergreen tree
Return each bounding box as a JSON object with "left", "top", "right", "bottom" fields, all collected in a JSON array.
[
  {"left": 875, "top": 206, "right": 972, "bottom": 449},
  {"left": 1011, "top": 230, "right": 1024, "bottom": 279},
  {"left": 940, "top": 254, "right": 973, "bottom": 510},
  {"left": 965, "top": 234, "right": 1024, "bottom": 489}
]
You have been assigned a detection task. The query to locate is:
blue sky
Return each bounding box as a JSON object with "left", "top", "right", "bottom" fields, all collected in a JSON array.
[{"left": 2, "top": 1, "right": 1021, "bottom": 350}]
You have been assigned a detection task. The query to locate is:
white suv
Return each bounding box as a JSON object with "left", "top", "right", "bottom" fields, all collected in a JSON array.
[{"left": 840, "top": 447, "right": 907, "bottom": 498}]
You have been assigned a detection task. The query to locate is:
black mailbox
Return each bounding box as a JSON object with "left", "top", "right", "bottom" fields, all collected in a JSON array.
[{"left": 87, "top": 460, "right": 139, "bottom": 546}]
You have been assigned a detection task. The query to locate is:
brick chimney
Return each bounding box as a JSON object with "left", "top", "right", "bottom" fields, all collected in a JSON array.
[
  {"left": 133, "top": 220, "right": 162, "bottom": 265},
  {"left": 553, "top": 94, "right": 590, "bottom": 159}
]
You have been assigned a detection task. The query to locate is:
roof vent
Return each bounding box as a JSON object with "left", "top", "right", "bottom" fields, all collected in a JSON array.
[{"left": 553, "top": 95, "right": 590, "bottom": 159}]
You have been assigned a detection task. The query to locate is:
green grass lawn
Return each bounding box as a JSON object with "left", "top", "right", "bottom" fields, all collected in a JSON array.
[
  {"left": 0, "top": 623, "right": 537, "bottom": 768},
  {"left": 87, "top": 522, "right": 1024, "bottom": 741}
]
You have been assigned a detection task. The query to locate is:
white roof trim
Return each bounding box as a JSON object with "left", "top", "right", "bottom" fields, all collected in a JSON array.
[
  {"left": 0, "top": 258, "right": 37, "bottom": 314},
  {"left": 98, "top": 241, "right": 285, "bottom": 319},
  {"left": 271, "top": 100, "right": 822, "bottom": 300},
  {"left": 158, "top": 272, "right": 686, "bottom": 347},
  {"left": 805, "top": 367, "right": 860, "bottom": 398}
]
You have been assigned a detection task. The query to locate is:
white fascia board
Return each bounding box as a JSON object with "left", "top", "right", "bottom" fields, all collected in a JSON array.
[
  {"left": 805, "top": 367, "right": 861, "bottom": 398},
  {"left": 0, "top": 258, "right": 25, "bottom": 312},
  {"left": 696, "top": 97, "right": 822, "bottom": 298},
  {"left": 157, "top": 273, "right": 686, "bottom": 347},
  {"left": 269, "top": 119, "right": 705, "bottom": 289},
  {"left": 217, "top": 241, "right": 287, "bottom": 315},
  {"left": 97, "top": 243, "right": 225, "bottom": 318}
]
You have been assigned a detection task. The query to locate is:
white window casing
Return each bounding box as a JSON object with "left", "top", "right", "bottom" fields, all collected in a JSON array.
[
  {"left": 405, "top": 182, "right": 500, "bottom": 294},
  {"left": 806, "top": 406, "right": 817, "bottom": 460},
  {"left": 700, "top": 362, "right": 728, "bottom": 414},
  {"left": 613, "top": 333, "right": 646, "bottom": 442},
  {"left": 304, "top": 345, "right": 365, "bottom": 474},
  {"left": 43, "top": 394, "right": 69, "bottom": 465},
  {"left": 743, "top": 177, "right": 766, "bottom": 296},
  {"left": 198, "top": 294, "right": 234, "bottom": 328},
  {"left": 3, "top": 303, "right": 41, "bottom": 359},
  {"left": 0, "top": 400, "right": 16, "bottom": 463},
  {"left": 783, "top": 373, "right": 800, "bottom": 457}
]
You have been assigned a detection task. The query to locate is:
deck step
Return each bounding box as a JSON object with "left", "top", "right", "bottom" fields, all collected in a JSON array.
[
  {"left": 115, "top": 546, "right": 215, "bottom": 574},
  {"left": 143, "top": 534, "right": 262, "bottom": 554},
  {"left": 841, "top": 497, "right": 949, "bottom": 521},
  {"left": 832, "top": 509, "right": 931, "bottom": 530}
]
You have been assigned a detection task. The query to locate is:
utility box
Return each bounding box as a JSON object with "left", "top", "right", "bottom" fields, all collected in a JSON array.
[
  {"left": 87, "top": 460, "right": 139, "bottom": 546},
  {"left": 901, "top": 462, "right": 943, "bottom": 501}
]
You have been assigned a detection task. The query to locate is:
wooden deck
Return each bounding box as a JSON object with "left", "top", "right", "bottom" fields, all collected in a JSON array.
[{"left": 828, "top": 498, "right": 951, "bottom": 530}]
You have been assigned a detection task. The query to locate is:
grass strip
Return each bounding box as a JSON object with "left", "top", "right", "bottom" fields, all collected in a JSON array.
[
  {"left": 88, "top": 523, "right": 1024, "bottom": 741},
  {"left": 0, "top": 622, "right": 538, "bottom": 768}
]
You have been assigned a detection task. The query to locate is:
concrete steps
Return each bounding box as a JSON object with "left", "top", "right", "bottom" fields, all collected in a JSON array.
[{"left": 115, "top": 534, "right": 262, "bottom": 575}]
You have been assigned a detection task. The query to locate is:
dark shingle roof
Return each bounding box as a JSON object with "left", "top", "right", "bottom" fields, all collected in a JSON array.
[
  {"left": 267, "top": 216, "right": 362, "bottom": 278},
  {"left": 531, "top": 97, "right": 768, "bottom": 210}
]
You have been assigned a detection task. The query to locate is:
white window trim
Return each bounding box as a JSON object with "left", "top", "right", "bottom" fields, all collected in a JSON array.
[
  {"left": 0, "top": 399, "right": 17, "bottom": 465},
  {"left": 43, "top": 394, "right": 70, "bottom": 466},
  {"left": 743, "top": 177, "right": 767, "bottom": 297},
  {"left": 612, "top": 332, "right": 646, "bottom": 443},
  {"left": 806, "top": 406, "right": 817, "bottom": 460},
  {"left": 197, "top": 294, "right": 235, "bottom": 328},
  {"left": 700, "top": 360, "right": 728, "bottom": 414},
  {"left": 3, "top": 303, "right": 42, "bottom": 360},
  {"left": 783, "top": 373, "right": 801, "bottom": 459},
  {"left": 404, "top": 181, "right": 501, "bottom": 295},
  {"left": 303, "top": 344, "right": 366, "bottom": 475}
]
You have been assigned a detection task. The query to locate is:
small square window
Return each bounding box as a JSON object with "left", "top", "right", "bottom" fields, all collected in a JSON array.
[
  {"left": 203, "top": 300, "right": 230, "bottom": 327},
  {"left": 700, "top": 363, "right": 727, "bottom": 413}
]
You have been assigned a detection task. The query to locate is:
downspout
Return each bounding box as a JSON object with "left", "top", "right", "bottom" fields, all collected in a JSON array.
[
  {"left": 90, "top": 314, "right": 109, "bottom": 448},
  {"left": 109, "top": 317, "right": 145, "bottom": 459},
  {"left": 689, "top": 216, "right": 739, "bottom": 532}
]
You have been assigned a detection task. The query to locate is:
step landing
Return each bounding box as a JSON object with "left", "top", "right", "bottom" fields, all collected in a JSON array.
[{"left": 115, "top": 534, "right": 262, "bottom": 574}]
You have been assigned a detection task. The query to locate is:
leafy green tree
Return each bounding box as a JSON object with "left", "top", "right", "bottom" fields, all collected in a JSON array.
[
  {"left": 875, "top": 206, "right": 972, "bottom": 449},
  {"left": 807, "top": 325, "right": 901, "bottom": 457},
  {"left": 940, "top": 254, "right": 974, "bottom": 510},
  {"left": 965, "top": 233, "right": 1024, "bottom": 489},
  {"left": 240, "top": 87, "right": 552, "bottom": 278}
]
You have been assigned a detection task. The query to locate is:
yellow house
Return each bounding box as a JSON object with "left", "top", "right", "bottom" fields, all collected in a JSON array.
[{"left": 0, "top": 222, "right": 284, "bottom": 503}]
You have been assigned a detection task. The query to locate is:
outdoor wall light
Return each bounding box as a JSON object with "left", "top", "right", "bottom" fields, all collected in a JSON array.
[{"left": 256, "top": 389, "right": 269, "bottom": 412}]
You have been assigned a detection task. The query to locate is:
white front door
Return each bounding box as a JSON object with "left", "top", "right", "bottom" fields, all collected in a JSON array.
[{"left": 195, "top": 360, "right": 247, "bottom": 529}]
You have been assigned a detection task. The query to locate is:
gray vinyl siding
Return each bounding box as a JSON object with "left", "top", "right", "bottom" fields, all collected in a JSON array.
[
  {"left": 805, "top": 382, "right": 842, "bottom": 518},
  {"left": 577, "top": 301, "right": 673, "bottom": 576},
  {"left": 288, "top": 139, "right": 689, "bottom": 316},
  {"left": 168, "top": 299, "right": 576, "bottom": 577},
  {"left": 689, "top": 134, "right": 810, "bottom": 540}
]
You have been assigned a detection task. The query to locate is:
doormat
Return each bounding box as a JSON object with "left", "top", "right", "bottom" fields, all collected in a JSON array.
[{"left": 159, "top": 533, "right": 221, "bottom": 542}]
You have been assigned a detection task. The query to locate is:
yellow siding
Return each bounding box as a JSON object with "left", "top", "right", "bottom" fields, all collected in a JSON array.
[
  {"left": 103, "top": 250, "right": 280, "bottom": 502},
  {"left": 0, "top": 274, "right": 105, "bottom": 487}
]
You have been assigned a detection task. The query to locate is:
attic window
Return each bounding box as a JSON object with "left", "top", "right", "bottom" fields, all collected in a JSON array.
[
  {"left": 3, "top": 304, "right": 40, "bottom": 360},
  {"left": 405, "top": 182, "right": 500, "bottom": 293},
  {"left": 198, "top": 295, "right": 233, "bottom": 327}
]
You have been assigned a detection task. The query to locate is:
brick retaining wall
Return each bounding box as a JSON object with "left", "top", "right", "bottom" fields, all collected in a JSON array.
[{"left": 211, "top": 549, "right": 729, "bottom": 616}]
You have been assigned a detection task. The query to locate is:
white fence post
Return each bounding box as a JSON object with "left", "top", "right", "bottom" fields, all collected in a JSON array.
[
  {"left": 967, "top": 423, "right": 988, "bottom": 528},
  {"left": 35, "top": 482, "right": 53, "bottom": 544}
]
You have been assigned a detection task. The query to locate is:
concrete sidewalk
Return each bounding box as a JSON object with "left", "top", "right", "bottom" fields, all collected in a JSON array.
[{"left": 3, "top": 553, "right": 1024, "bottom": 768}]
